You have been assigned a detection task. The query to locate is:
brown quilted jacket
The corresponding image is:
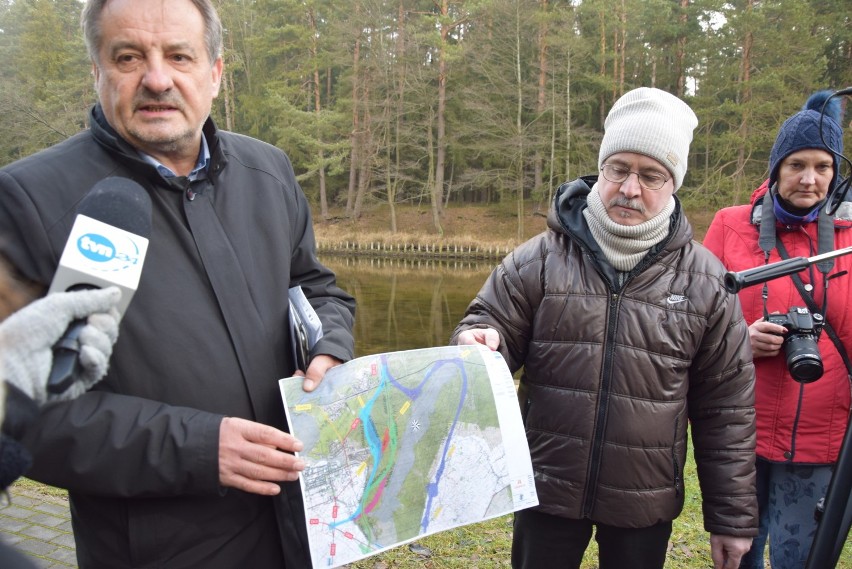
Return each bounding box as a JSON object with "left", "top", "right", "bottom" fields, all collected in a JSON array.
[{"left": 452, "top": 176, "right": 758, "bottom": 536}]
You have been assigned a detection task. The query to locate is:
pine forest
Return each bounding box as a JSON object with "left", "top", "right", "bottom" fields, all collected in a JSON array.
[{"left": 0, "top": 0, "right": 850, "bottom": 237}]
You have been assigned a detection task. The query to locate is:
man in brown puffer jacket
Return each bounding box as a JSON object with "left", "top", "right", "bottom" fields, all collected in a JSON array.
[{"left": 451, "top": 87, "right": 757, "bottom": 569}]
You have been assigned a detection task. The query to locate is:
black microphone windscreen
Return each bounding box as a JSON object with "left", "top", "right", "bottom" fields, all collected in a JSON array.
[{"left": 77, "top": 177, "right": 152, "bottom": 238}]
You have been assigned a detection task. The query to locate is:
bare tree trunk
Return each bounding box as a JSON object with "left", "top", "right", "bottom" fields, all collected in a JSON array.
[
  {"left": 598, "top": 9, "right": 607, "bottom": 127},
  {"left": 353, "top": 157, "right": 370, "bottom": 220},
  {"left": 221, "top": 16, "right": 236, "bottom": 131},
  {"left": 675, "top": 0, "right": 689, "bottom": 97},
  {"left": 562, "top": 56, "right": 571, "bottom": 201},
  {"left": 651, "top": 57, "right": 657, "bottom": 88},
  {"left": 534, "top": 0, "right": 549, "bottom": 203},
  {"left": 432, "top": 0, "right": 451, "bottom": 236},
  {"left": 444, "top": 161, "right": 455, "bottom": 208},
  {"left": 386, "top": 0, "right": 408, "bottom": 233},
  {"left": 384, "top": 138, "right": 397, "bottom": 231},
  {"left": 353, "top": 65, "right": 373, "bottom": 221},
  {"left": 308, "top": 7, "right": 328, "bottom": 220},
  {"left": 315, "top": 94, "right": 329, "bottom": 219},
  {"left": 222, "top": 69, "right": 234, "bottom": 132},
  {"left": 426, "top": 106, "right": 435, "bottom": 210},
  {"left": 515, "top": 1, "right": 524, "bottom": 242},
  {"left": 346, "top": 2, "right": 362, "bottom": 217},
  {"left": 733, "top": 0, "right": 754, "bottom": 205},
  {"left": 612, "top": 28, "right": 619, "bottom": 102},
  {"left": 618, "top": 0, "right": 626, "bottom": 96},
  {"left": 235, "top": 10, "right": 254, "bottom": 96},
  {"left": 346, "top": 132, "right": 359, "bottom": 217},
  {"left": 549, "top": 70, "right": 557, "bottom": 203}
]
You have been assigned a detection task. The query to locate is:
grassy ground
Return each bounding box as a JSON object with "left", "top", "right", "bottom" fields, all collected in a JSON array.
[{"left": 11, "top": 477, "right": 69, "bottom": 499}]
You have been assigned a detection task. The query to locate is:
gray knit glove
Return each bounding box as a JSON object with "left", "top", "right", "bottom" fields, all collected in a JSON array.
[{"left": 0, "top": 287, "right": 121, "bottom": 404}]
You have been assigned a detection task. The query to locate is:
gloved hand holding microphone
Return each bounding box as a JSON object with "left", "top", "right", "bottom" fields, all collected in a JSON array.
[
  {"left": 0, "top": 286, "right": 121, "bottom": 405},
  {"left": 0, "top": 286, "right": 121, "bottom": 494}
]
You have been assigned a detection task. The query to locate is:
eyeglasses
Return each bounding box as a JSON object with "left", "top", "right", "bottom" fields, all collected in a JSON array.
[{"left": 600, "top": 164, "right": 670, "bottom": 190}]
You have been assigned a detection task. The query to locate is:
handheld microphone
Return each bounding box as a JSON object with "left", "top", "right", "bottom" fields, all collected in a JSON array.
[{"left": 46, "top": 177, "right": 151, "bottom": 393}]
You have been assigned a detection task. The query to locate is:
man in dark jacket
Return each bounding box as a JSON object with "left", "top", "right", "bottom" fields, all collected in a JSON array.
[
  {"left": 0, "top": 0, "right": 355, "bottom": 567},
  {"left": 452, "top": 87, "right": 757, "bottom": 569}
]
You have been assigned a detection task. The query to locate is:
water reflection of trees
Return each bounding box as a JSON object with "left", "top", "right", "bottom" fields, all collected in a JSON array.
[{"left": 321, "top": 256, "right": 494, "bottom": 357}]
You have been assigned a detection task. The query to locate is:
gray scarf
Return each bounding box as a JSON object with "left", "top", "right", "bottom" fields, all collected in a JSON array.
[{"left": 583, "top": 183, "right": 674, "bottom": 272}]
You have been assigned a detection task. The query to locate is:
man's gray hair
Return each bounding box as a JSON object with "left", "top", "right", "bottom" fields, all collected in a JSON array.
[{"left": 81, "top": 0, "right": 223, "bottom": 66}]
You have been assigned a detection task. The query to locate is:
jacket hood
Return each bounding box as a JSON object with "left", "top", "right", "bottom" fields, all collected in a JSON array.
[{"left": 546, "top": 175, "right": 597, "bottom": 236}]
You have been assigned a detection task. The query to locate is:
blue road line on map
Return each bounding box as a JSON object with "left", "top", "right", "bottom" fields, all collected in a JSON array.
[{"left": 419, "top": 358, "right": 468, "bottom": 532}]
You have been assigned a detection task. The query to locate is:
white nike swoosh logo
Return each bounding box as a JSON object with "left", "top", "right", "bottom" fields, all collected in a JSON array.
[{"left": 666, "top": 297, "right": 687, "bottom": 305}]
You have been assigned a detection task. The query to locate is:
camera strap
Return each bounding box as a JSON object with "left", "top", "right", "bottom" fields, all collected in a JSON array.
[{"left": 775, "top": 237, "right": 852, "bottom": 379}]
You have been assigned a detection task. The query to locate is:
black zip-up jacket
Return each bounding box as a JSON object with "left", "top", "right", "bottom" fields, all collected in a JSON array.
[
  {"left": 452, "top": 176, "right": 757, "bottom": 536},
  {"left": 0, "top": 105, "right": 356, "bottom": 568}
]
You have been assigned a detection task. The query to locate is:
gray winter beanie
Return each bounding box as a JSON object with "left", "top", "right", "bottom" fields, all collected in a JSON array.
[
  {"left": 598, "top": 87, "right": 698, "bottom": 192},
  {"left": 769, "top": 91, "right": 843, "bottom": 190}
]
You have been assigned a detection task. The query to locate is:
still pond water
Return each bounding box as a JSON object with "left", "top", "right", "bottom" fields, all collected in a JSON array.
[{"left": 320, "top": 255, "right": 496, "bottom": 358}]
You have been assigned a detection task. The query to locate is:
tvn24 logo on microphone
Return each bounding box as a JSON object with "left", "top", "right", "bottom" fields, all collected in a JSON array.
[
  {"left": 48, "top": 215, "right": 149, "bottom": 316},
  {"left": 77, "top": 231, "right": 144, "bottom": 269}
]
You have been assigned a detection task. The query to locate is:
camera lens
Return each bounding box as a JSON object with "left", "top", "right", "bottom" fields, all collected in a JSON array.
[{"left": 784, "top": 334, "right": 823, "bottom": 383}]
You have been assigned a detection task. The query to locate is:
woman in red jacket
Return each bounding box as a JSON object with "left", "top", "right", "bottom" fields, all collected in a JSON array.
[{"left": 704, "top": 91, "right": 850, "bottom": 569}]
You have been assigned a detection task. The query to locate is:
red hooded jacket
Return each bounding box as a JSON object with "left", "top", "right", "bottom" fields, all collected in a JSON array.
[{"left": 704, "top": 181, "right": 852, "bottom": 464}]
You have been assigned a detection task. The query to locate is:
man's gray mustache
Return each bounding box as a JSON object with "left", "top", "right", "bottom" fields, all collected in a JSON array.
[{"left": 608, "top": 196, "right": 645, "bottom": 213}]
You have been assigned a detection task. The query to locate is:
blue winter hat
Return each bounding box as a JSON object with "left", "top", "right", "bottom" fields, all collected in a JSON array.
[{"left": 769, "top": 91, "right": 843, "bottom": 189}]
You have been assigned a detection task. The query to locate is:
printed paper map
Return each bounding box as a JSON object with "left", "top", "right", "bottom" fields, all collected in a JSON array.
[{"left": 279, "top": 344, "right": 538, "bottom": 569}]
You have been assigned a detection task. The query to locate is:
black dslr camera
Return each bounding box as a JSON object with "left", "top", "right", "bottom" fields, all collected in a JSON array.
[{"left": 766, "top": 307, "right": 824, "bottom": 383}]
